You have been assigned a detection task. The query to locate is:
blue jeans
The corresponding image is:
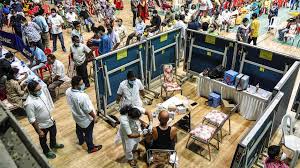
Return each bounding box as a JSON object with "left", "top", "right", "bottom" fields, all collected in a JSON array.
[
  {"left": 52, "top": 33, "right": 65, "bottom": 51},
  {"left": 76, "top": 121, "right": 95, "bottom": 151}
]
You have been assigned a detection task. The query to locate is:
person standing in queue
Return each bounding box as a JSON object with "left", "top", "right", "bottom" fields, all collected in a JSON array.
[
  {"left": 116, "top": 71, "right": 145, "bottom": 108},
  {"left": 24, "top": 80, "right": 64, "bottom": 159},
  {"left": 70, "top": 35, "right": 93, "bottom": 88},
  {"left": 66, "top": 76, "right": 102, "bottom": 153}
]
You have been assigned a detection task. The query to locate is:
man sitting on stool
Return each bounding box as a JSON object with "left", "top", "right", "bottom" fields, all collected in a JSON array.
[
  {"left": 148, "top": 110, "right": 178, "bottom": 165},
  {"left": 47, "top": 54, "right": 68, "bottom": 101}
]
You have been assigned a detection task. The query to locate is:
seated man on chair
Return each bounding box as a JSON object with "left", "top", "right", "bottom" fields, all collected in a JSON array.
[
  {"left": 126, "top": 17, "right": 146, "bottom": 45},
  {"left": 148, "top": 110, "right": 178, "bottom": 166},
  {"left": 29, "top": 42, "right": 47, "bottom": 73},
  {"left": 47, "top": 54, "right": 68, "bottom": 101},
  {"left": 145, "top": 10, "right": 161, "bottom": 33}
]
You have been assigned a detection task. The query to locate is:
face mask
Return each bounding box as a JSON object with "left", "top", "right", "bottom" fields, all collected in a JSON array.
[
  {"left": 34, "top": 90, "right": 42, "bottom": 97},
  {"left": 8, "top": 58, "right": 15, "bottom": 63},
  {"left": 74, "top": 42, "right": 80, "bottom": 47},
  {"left": 52, "top": 13, "right": 56, "bottom": 17},
  {"left": 80, "top": 83, "right": 85, "bottom": 91},
  {"left": 30, "top": 47, "right": 35, "bottom": 52},
  {"left": 128, "top": 80, "right": 135, "bottom": 86},
  {"left": 118, "top": 22, "right": 122, "bottom": 26}
]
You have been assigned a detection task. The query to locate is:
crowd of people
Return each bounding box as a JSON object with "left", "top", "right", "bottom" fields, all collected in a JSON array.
[{"left": 0, "top": 0, "right": 299, "bottom": 167}]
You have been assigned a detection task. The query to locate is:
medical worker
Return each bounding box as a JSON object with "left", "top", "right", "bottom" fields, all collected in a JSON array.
[
  {"left": 118, "top": 105, "right": 153, "bottom": 167},
  {"left": 116, "top": 71, "right": 145, "bottom": 108}
]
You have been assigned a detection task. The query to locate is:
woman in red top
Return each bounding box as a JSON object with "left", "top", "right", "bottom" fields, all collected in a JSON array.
[{"left": 138, "top": 0, "right": 149, "bottom": 22}]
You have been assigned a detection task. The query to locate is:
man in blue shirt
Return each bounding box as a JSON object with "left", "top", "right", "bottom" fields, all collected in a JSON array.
[
  {"left": 33, "top": 10, "right": 49, "bottom": 48},
  {"left": 29, "top": 42, "right": 47, "bottom": 73},
  {"left": 188, "top": 15, "right": 201, "bottom": 31},
  {"left": 91, "top": 26, "right": 112, "bottom": 55}
]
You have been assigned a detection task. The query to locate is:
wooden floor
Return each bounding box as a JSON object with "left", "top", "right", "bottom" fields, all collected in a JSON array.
[{"left": 17, "top": 80, "right": 254, "bottom": 168}]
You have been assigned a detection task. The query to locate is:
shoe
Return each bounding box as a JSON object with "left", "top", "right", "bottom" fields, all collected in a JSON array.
[
  {"left": 88, "top": 145, "right": 102, "bottom": 153},
  {"left": 52, "top": 49, "right": 57, "bottom": 53},
  {"left": 51, "top": 144, "right": 64, "bottom": 149},
  {"left": 62, "top": 48, "right": 67, "bottom": 52},
  {"left": 45, "top": 151, "right": 56, "bottom": 159}
]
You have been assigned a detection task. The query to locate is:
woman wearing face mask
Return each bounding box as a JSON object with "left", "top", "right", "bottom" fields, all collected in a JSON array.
[
  {"left": 118, "top": 105, "right": 153, "bottom": 167},
  {"left": 5, "top": 68, "right": 28, "bottom": 116},
  {"left": 236, "top": 18, "right": 250, "bottom": 42}
]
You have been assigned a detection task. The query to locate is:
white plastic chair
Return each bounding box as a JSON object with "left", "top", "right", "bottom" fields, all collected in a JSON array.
[
  {"left": 281, "top": 114, "right": 300, "bottom": 168},
  {"left": 268, "top": 17, "right": 280, "bottom": 36},
  {"left": 284, "top": 24, "right": 297, "bottom": 45}
]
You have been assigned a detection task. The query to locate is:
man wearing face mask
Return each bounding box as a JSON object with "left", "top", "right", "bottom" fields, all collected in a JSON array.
[
  {"left": 24, "top": 80, "right": 64, "bottom": 159},
  {"left": 29, "top": 42, "right": 47, "bottom": 73},
  {"left": 71, "top": 21, "right": 84, "bottom": 43},
  {"left": 66, "top": 7, "right": 78, "bottom": 28},
  {"left": 114, "top": 19, "right": 127, "bottom": 43},
  {"left": 107, "top": 26, "right": 121, "bottom": 50},
  {"left": 90, "top": 26, "right": 113, "bottom": 55},
  {"left": 126, "top": 16, "right": 146, "bottom": 45},
  {"left": 70, "top": 35, "right": 93, "bottom": 88},
  {"left": 66, "top": 76, "right": 102, "bottom": 153},
  {"left": 48, "top": 8, "right": 66, "bottom": 52},
  {"left": 145, "top": 10, "right": 161, "bottom": 33},
  {"left": 21, "top": 17, "right": 44, "bottom": 51},
  {"left": 116, "top": 71, "right": 145, "bottom": 108}
]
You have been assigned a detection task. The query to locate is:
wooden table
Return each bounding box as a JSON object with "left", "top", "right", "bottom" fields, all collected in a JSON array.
[{"left": 140, "top": 94, "right": 198, "bottom": 132}]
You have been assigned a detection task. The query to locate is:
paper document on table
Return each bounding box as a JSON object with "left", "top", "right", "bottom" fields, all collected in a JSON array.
[{"left": 161, "top": 97, "right": 183, "bottom": 109}]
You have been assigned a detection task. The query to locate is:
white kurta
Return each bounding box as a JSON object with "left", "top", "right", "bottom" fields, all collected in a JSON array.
[{"left": 117, "top": 79, "right": 144, "bottom": 108}]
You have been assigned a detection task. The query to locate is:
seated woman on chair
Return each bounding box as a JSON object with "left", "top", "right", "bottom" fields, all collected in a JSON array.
[{"left": 5, "top": 68, "right": 28, "bottom": 116}]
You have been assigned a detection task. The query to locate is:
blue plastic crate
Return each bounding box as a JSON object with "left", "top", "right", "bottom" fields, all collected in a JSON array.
[
  {"left": 224, "top": 70, "right": 238, "bottom": 86},
  {"left": 208, "top": 92, "right": 221, "bottom": 108}
]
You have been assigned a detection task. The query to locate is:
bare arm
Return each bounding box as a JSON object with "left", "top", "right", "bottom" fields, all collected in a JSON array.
[
  {"left": 139, "top": 89, "right": 145, "bottom": 98},
  {"left": 116, "top": 94, "right": 122, "bottom": 104},
  {"left": 170, "top": 127, "right": 177, "bottom": 142},
  {"left": 31, "top": 121, "right": 44, "bottom": 137},
  {"left": 145, "top": 109, "right": 153, "bottom": 124}
]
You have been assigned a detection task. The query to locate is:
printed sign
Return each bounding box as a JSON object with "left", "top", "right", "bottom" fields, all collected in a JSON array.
[
  {"left": 205, "top": 35, "right": 216, "bottom": 45},
  {"left": 160, "top": 34, "right": 168, "bottom": 42},
  {"left": 117, "top": 49, "right": 128, "bottom": 60},
  {"left": 259, "top": 50, "right": 273, "bottom": 61}
]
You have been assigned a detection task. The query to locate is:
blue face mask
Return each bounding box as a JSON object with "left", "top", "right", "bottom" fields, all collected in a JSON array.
[
  {"left": 35, "top": 90, "right": 42, "bottom": 97},
  {"left": 80, "top": 83, "right": 85, "bottom": 91},
  {"left": 30, "top": 47, "right": 35, "bottom": 52}
]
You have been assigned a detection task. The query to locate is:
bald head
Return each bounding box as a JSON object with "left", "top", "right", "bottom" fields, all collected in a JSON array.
[{"left": 158, "top": 110, "right": 169, "bottom": 126}]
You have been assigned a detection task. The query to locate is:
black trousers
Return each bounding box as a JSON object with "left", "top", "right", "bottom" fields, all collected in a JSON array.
[
  {"left": 132, "top": 10, "right": 138, "bottom": 27},
  {"left": 248, "top": 37, "right": 257, "bottom": 45},
  {"left": 75, "top": 61, "right": 90, "bottom": 87},
  {"left": 39, "top": 123, "right": 57, "bottom": 154},
  {"left": 76, "top": 121, "right": 95, "bottom": 151}
]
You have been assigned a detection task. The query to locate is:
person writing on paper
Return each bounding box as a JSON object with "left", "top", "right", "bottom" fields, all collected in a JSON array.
[
  {"left": 116, "top": 71, "right": 145, "bottom": 108},
  {"left": 119, "top": 105, "right": 153, "bottom": 167}
]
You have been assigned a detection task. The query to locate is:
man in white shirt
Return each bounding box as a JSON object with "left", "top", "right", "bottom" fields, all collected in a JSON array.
[
  {"left": 107, "top": 26, "right": 120, "bottom": 50},
  {"left": 66, "top": 76, "right": 102, "bottom": 153},
  {"left": 48, "top": 8, "right": 66, "bottom": 52},
  {"left": 47, "top": 54, "right": 68, "bottom": 100},
  {"left": 116, "top": 71, "right": 145, "bottom": 108},
  {"left": 65, "top": 8, "right": 78, "bottom": 28},
  {"left": 70, "top": 35, "right": 93, "bottom": 88},
  {"left": 114, "top": 19, "right": 127, "bottom": 43},
  {"left": 173, "top": 15, "right": 187, "bottom": 40},
  {"left": 24, "top": 80, "right": 64, "bottom": 159}
]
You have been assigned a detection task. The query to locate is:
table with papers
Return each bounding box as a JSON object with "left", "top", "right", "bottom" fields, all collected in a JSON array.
[
  {"left": 1, "top": 48, "right": 53, "bottom": 109},
  {"left": 140, "top": 94, "right": 198, "bottom": 132},
  {"left": 197, "top": 74, "right": 272, "bottom": 120}
]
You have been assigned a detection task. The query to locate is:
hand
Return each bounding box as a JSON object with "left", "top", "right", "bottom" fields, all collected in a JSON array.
[
  {"left": 148, "top": 122, "right": 153, "bottom": 133},
  {"left": 38, "top": 130, "right": 45, "bottom": 138},
  {"left": 94, "top": 117, "right": 98, "bottom": 123}
]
